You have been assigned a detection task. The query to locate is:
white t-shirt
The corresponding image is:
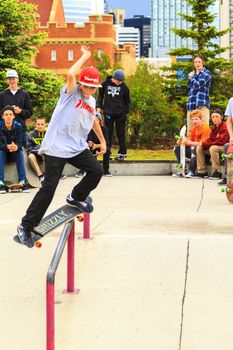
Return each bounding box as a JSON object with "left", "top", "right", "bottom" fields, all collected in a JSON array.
[
  {"left": 39, "top": 86, "right": 95, "bottom": 158},
  {"left": 225, "top": 97, "right": 233, "bottom": 119}
]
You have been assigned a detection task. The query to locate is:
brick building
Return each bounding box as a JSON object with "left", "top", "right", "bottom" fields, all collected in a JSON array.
[{"left": 24, "top": 0, "right": 136, "bottom": 76}]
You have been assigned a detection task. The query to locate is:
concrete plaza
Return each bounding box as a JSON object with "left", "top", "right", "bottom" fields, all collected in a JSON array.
[{"left": 1, "top": 175, "right": 233, "bottom": 350}]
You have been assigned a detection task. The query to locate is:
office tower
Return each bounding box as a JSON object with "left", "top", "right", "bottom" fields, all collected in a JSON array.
[
  {"left": 63, "top": 0, "right": 104, "bottom": 25},
  {"left": 117, "top": 27, "right": 141, "bottom": 58},
  {"left": 124, "top": 15, "right": 150, "bottom": 57},
  {"left": 151, "top": 0, "right": 220, "bottom": 58}
]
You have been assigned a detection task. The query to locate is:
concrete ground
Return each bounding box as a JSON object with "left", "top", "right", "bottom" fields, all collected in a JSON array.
[{"left": 1, "top": 175, "right": 233, "bottom": 350}]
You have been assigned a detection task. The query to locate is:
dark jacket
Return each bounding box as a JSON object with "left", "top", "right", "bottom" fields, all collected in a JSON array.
[
  {"left": 0, "top": 88, "right": 33, "bottom": 131},
  {"left": 27, "top": 128, "right": 47, "bottom": 154},
  {"left": 0, "top": 120, "right": 23, "bottom": 152},
  {"left": 96, "top": 76, "right": 130, "bottom": 115},
  {"left": 202, "top": 121, "right": 229, "bottom": 150}
]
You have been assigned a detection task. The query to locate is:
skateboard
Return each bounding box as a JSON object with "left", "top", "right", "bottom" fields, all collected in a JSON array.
[
  {"left": 5, "top": 182, "right": 23, "bottom": 193},
  {"left": 23, "top": 147, "right": 41, "bottom": 188},
  {"left": 13, "top": 205, "right": 84, "bottom": 248},
  {"left": 221, "top": 145, "right": 233, "bottom": 203},
  {"left": 175, "top": 125, "right": 186, "bottom": 176}
]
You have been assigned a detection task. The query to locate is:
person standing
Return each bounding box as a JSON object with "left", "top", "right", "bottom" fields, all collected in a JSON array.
[
  {"left": 17, "top": 46, "right": 106, "bottom": 248},
  {"left": 187, "top": 54, "right": 212, "bottom": 134},
  {"left": 96, "top": 69, "right": 130, "bottom": 161},
  {"left": 0, "top": 69, "right": 33, "bottom": 148}
]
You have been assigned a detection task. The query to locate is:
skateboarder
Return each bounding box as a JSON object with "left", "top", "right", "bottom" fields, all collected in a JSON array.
[
  {"left": 17, "top": 46, "right": 106, "bottom": 247},
  {"left": 27, "top": 116, "right": 47, "bottom": 182}
]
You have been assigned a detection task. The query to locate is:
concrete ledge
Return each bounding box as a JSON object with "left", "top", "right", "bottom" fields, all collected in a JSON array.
[
  {"left": 62, "top": 160, "right": 224, "bottom": 176},
  {"left": 5, "top": 160, "right": 225, "bottom": 180}
]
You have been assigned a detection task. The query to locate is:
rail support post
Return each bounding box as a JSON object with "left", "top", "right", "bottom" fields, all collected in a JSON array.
[{"left": 64, "top": 220, "right": 79, "bottom": 294}]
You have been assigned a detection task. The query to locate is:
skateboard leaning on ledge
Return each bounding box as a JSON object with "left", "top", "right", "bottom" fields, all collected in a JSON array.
[
  {"left": 13, "top": 205, "right": 84, "bottom": 248},
  {"left": 222, "top": 145, "right": 233, "bottom": 203}
]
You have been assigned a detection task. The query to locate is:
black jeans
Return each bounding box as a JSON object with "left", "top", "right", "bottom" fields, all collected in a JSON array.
[
  {"left": 22, "top": 149, "right": 103, "bottom": 231},
  {"left": 105, "top": 114, "right": 127, "bottom": 155}
]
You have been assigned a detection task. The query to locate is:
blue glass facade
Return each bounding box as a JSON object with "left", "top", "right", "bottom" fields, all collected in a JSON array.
[{"left": 151, "top": 0, "right": 219, "bottom": 58}]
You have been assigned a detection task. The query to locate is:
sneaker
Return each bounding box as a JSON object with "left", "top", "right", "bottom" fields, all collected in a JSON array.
[
  {"left": 192, "top": 172, "right": 209, "bottom": 179},
  {"left": 172, "top": 172, "right": 183, "bottom": 177},
  {"left": 185, "top": 171, "right": 195, "bottom": 178},
  {"left": 115, "top": 155, "right": 127, "bottom": 161},
  {"left": 85, "top": 195, "right": 93, "bottom": 204},
  {"left": 104, "top": 171, "right": 112, "bottom": 177},
  {"left": 17, "top": 224, "right": 34, "bottom": 248},
  {"left": 60, "top": 174, "right": 67, "bottom": 180},
  {"left": 66, "top": 195, "right": 94, "bottom": 213},
  {"left": 39, "top": 174, "right": 45, "bottom": 183},
  {"left": 209, "top": 171, "right": 222, "bottom": 180},
  {"left": 75, "top": 170, "right": 86, "bottom": 178},
  {"left": 218, "top": 178, "right": 227, "bottom": 185},
  {"left": 0, "top": 184, "right": 6, "bottom": 194}
]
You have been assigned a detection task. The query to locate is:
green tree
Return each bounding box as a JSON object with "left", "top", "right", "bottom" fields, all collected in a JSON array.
[
  {"left": 127, "top": 60, "right": 181, "bottom": 146},
  {"left": 0, "top": 0, "right": 65, "bottom": 121},
  {"left": 0, "top": 0, "right": 46, "bottom": 66},
  {"left": 163, "top": 0, "right": 233, "bottom": 111}
]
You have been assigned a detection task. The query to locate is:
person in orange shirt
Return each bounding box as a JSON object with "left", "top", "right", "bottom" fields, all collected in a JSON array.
[{"left": 174, "top": 109, "right": 211, "bottom": 177}]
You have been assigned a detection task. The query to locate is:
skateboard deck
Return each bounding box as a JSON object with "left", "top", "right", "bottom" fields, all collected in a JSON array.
[
  {"left": 175, "top": 125, "right": 186, "bottom": 176},
  {"left": 13, "top": 204, "right": 84, "bottom": 248},
  {"left": 222, "top": 145, "right": 233, "bottom": 203},
  {"left": 23, "top": 147, "right": 41, "bottom": 188},
  {"left": 5, "top": 182, "right": 23, "bottom": 193}
]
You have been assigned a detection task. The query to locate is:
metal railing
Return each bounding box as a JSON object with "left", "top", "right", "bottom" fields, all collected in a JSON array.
[{"left": 46, "top": 212, "right": 91, "bottom": 350}]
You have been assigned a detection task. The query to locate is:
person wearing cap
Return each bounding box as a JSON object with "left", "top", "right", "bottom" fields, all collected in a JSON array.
[
  {"left": 0, "top": 69, "right": 33, "bottom": 148},
  {"left": 16, "top": 45, "right": 106, "bottom": 248},
  {"left": 187, "top": 54, "right": 212, "bottom": 135},
  {"left": 96, "top": 69, "right": 130, "bottom": 161},
  {"left": 0, "top": 105, "right": 29, "bottom": 193},
  {"left": 194, "top": 108, "right": 229, "bottom": 179},
  {"left": 87, "top": 111, "right": 112, "bottom": 176}
]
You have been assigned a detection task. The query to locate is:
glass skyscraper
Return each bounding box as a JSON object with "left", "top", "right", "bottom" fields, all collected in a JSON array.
[
  {"left": 62, "top": 0, "right": 104, "bottom": 26},
  {"left": 151, "top": 0, "right": 220, "bottom": 58}
]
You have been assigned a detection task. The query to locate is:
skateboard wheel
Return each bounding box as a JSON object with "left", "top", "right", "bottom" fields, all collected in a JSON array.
[
  {"left": 221, "top": 187, "right": 226, "bottom": 192},
  {"left": 35, "top": 241, "right": 42, "bottom": 248},
  {"left": 227, "top": 188, "right": 232, "bottom": 193},
  {"left": 77, "top": 215, "right": 84, "bottom": 222}
]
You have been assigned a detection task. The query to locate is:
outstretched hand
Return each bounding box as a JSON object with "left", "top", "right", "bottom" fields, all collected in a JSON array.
[{"left": 80, "top": 45, "right": 91, "bottom": 59}]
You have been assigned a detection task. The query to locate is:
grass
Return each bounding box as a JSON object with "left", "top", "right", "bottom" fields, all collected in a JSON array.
[{"left": 111, "top": 148, "right": 175, "bottom": 160}]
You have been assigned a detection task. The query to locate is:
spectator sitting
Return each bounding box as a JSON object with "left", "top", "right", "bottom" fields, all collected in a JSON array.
[
  {"left": 87, "top": 112, "right": 112, "bottom": 177},
  {"left": 174, "top": 109, "right": 211, "bottom": 177},
  {"left": 27, "top": 116, "right": 47, "bottom": 183},
  {"left": 0, "top": 105, "right": 29, "bottom": 193},
  {"left": 194, "top": 108, "right": 229, "bottom": 179}
]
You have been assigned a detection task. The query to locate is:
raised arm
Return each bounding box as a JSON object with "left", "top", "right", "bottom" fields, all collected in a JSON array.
[{"left": 66, "top": 46, "right": 91, "bottom": 94}]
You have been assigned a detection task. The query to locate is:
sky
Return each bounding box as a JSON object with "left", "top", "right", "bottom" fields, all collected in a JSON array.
[{"left": 107, "top": 0, "right": 150, "bottom": 19}]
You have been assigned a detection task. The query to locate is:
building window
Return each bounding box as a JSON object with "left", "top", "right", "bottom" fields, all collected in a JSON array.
[
  {"left": 68, "top": 49, "right": 74, "bottom": 61},
  {"left": 97, "top": 48, "right": 102, "bottom": 58},
  {"left": 51, "top": 49, "right": 56, "bottom": 61}
]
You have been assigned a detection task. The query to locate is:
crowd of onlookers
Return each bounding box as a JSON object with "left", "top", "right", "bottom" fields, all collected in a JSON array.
[{"left": 173, "top": 53, "right": 233, "bottom": 185}]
